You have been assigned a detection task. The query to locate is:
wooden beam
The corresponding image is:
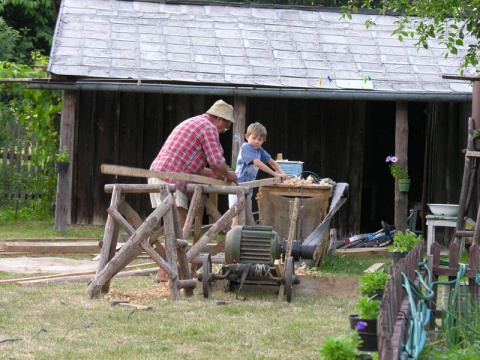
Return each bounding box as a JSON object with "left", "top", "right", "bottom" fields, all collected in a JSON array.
[
  {"left": 232, "top": 96, "right": 246, "bottom": 167},
  {"left": 1, "top": 242, "right": 100, "bottom": 254},
  {"left": 336, "top": 247, "right": 390, "bottom": 259},
  {"left": 395, "top": 101, "right": 409, "bottom": 231},
  {"left": 101, "top": 164, "right": 232, "bottom": 186},
  {"left": 55, "top": 90, "right": 77, "bottom": 233}
]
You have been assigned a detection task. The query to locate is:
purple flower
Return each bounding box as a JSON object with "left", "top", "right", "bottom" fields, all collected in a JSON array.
[
  {"left": 385, "top": 155, "right": 398, "bottom": 163},
  {"left": 356, "top": 321, "right": 368, "bottom": 331}
]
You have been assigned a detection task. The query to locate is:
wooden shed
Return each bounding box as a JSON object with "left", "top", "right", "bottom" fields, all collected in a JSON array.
[{"left": 33, "top": 0, "right": 478, "bottom": 237}]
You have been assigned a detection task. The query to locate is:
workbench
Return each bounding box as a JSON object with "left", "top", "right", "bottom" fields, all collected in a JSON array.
[{"left": 257, "top": 184, "right": 333, "bottom": 242}]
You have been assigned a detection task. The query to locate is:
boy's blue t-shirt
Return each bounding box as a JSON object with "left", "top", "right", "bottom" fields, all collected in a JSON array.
[{"left": 235, "top": 142, "right": 272, "bottom": 183}]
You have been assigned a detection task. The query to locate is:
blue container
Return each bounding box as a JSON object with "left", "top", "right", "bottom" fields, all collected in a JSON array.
[{"left": 277, "top": 161, "right": 304, "bottom": 177}]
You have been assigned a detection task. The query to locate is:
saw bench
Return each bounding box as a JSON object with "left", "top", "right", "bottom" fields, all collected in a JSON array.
[{"left": 87, "top": 165, "right": 281, "bottom": 300}]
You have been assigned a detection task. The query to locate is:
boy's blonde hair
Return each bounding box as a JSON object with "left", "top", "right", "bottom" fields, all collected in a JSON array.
[{"left": 246, "top": 122, "right": 267, "bottom": 139}]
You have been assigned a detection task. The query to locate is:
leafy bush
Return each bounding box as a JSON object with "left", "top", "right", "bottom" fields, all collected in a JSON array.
[
  {"left": 319, "top": 331, "right": 362, "bottom": 360},
  {"left": 389, "top": 229, "right": 422, "bottom": 253},
  {"left": 358, "top": 269, "right": 389, "bottom": 294},
  {"left": 0, "top": 53, "right": 62, "bottom": 218},
  {"left": 356, "top": 295, "right": 380, "bottom": 320}
]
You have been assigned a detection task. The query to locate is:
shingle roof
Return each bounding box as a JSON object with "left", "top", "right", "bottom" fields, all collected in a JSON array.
[{"left": 48, "top": 0, "right": 477, "bottom": 95}]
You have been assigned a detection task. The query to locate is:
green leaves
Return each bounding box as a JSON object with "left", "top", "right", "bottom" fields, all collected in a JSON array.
[
  {"left": 340, "top": 0, "right": 480, "bottom": 72},
  {"left": 356, "top": 295, "right": 380, "bottom": 320},
  {"left": 389, "top": 229, "right": 422, "bottom": 253},
  {"left": 358, "top": 269, "right": 389, "bottom": 294},
  {"left": 319, "top": 331, "right": 361, "bottom": 360},
  {"left": 0, "top": 53, "right": 61, "bottom": 217}
]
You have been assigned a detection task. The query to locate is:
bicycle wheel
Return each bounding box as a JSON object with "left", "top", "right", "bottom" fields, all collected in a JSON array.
[{"left": 338, "top": 234, "right": 369, "bottom": 249}]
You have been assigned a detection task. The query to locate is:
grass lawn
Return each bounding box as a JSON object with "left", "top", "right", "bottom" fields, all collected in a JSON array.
[{"left": 0, "top": 220, "right": 390, "bottom": 359}]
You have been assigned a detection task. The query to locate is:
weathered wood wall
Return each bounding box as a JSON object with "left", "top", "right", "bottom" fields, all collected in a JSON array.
[{"left": 70, "top": 91, "right": 471, "bottom": 238}]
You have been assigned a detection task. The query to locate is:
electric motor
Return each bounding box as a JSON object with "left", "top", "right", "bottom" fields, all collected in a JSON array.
[{"left": 225, "top": 225, "right": 280, "bottom": 265}]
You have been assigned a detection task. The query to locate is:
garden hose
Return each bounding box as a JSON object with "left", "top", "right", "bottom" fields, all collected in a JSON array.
[{"left": 399, "top": 260, "right": 477, "bottom": 359}]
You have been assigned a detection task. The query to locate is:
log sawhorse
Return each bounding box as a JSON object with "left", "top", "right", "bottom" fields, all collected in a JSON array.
[{"left": 86, "top": 183, "right": 247, "bottom": 300}]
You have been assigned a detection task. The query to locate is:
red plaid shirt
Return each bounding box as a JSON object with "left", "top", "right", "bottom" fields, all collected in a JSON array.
[{"left": 150, "top": 114, "right": 225, "bottom": 194}]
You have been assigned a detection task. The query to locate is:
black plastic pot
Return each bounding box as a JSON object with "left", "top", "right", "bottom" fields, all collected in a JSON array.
[
  {"left": 54, "top": 161, "right": 69, "bottom": 174},
  {"left": 348, "top": 315, "right": 378, "bottom": 351},
  {"left": 392, "top": 251, "right": 408, "bottom": 266}
]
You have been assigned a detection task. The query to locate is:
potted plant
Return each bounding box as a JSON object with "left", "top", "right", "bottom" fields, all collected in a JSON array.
[
  {"left": 319, "top": 330, "right": 372, "bottom": 360},
  {"left": 54, "top": 146, "right": 70, "bottom": 174},
  {"left": 386, "top": 155, "right": 410, "bottom": 191},
  {"left": 358, "top": 269, "right": 389, "bottom": 301},
  {"left": 348, "top": 295, "right": 380, "bottom": 352},
  {"left": 388, "top": 229, "right": 422, "bottom": 265}
]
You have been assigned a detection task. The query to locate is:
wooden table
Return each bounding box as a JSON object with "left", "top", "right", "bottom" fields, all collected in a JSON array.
[
  {"left": 426, "top": 215, "right": 466, "bottom": 255},
  {"left": 258, "top": 184, "right": 333, "bottom": 242}
]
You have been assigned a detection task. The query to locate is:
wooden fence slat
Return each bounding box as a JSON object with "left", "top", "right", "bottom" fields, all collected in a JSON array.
[{"left": 1, "top": 121, "right": 41, "bottom": 208}]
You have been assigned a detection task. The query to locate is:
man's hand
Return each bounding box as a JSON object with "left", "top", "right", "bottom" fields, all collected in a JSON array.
[{"left": 225, "top": 170, "right": 238, "bottom": 184}]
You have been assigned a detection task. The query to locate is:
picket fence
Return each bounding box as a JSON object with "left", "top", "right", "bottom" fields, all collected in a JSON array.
[{"left": 1, "top": 120, "right": 42, "bottom": 211}]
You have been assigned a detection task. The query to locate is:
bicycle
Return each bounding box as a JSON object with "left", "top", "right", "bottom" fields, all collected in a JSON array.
[{"left": 338, "top": 221, "right": 396, "bottom": 249}]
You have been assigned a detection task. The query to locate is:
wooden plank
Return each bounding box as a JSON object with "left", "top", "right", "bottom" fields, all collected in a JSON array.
[
  {"left": 0, "top": 262, "right": 158, "bottom": 286},
  {"left": 465, "top": 150, "right": 480, "bottom": 158},
  {"left": 363, "top": 263, "right": 385, "bottom": 274},
  {"left": 101, "top": 164, "right": 231, "bottom": 186},
  {"left": 1, "top": 242, "right": 100, "bottom": 254},
  {"left": 336, "top": 247, "right": 390, "bottom": 259},
  {"left": 259, "top": 185, "right": 332, "bottom": 198},
  {"left": 0, "top": 238, "right": 101, "bottom": 242},
  {"left": 18, "top": 268, "right": 157, "bottom": 286}
]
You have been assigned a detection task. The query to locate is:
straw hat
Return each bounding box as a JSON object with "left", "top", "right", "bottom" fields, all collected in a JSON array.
[{"left": 206, "top": 100, "right": 234, "bottom": 123}]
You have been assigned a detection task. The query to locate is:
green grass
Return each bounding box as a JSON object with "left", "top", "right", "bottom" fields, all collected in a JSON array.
[
  {"left": 0, "top": 218, "right": 104, "bottom": 239},
  {"left": 0, "top": 276, "right": 359, "bottom": 359},
  {"left": 0, "top": 219, "right": 384, "bottom": 358}
]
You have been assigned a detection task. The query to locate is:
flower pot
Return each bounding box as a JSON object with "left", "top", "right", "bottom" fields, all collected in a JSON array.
[
  {"left": 356, "top": 354, "right": 373, "bottom": 360},
  {"left": 392, "top": 251, "right": 408, "bottom": 266},
  {"left": 54, "top": 161, "right": 69, "bottom": 174},
  {"left": 398, "top": 178, "right": 411, "bottom": 192},
  {"left": 348, "top": 315, "right": 378, "bottom": 352}
]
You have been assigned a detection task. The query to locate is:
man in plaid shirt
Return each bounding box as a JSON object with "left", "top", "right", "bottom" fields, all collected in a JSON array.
[{"left": 149, "top": 99, "right": 237, "bottom": 225}]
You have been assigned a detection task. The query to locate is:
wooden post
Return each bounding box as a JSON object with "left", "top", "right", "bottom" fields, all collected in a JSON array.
[
  {"left": 472, "top": 73, "right": 480, "bottom": 150},
  {"left": 232, "top": 96, "right": 246, "bottom": 167},
  {"left": 160, "top": 185, "right": 181, "bottom": 300},
  {"left": 279, "top": 197, "right": 300, "bottom": 299},
  {"left": 97, "top": 185, "right": 122, "bottom": 293},
  {"left": 55, "top": 90, "right": 77, "bottom": 233},
  {"left": 395, "top": 102, "right": 409, "bottom": 231},
  {"left": 187, "top": 194, "right": 246, "bottom": 262},
  {"left": 348, "top": 101, "right": 366, "bottom": 234}
]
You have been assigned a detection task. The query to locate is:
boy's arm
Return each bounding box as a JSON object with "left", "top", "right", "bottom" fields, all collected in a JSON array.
[
  {"left": 268, "top": 159, "right": 287, "bottom": 180},
  {"left": 253, "top": 159, "right": 287, "bottom": 181}
]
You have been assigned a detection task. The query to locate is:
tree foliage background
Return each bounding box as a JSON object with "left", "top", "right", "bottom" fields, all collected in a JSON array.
[
  {"left": 0, "top": 0, "right": 60, "bottom": 220},
  {"left": 342, "top": 0, "right": 480, "bottom": 74}
]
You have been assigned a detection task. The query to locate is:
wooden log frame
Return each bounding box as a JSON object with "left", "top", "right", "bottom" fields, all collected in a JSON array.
[
  {"left": 87, "top": 184, "right": 185, "bottom": 299},
  {"left": 87, "top": 182, "right": 249, "bottom": 300}
]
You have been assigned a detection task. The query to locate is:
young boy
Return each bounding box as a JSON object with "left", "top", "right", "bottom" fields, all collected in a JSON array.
[{"left": 229, "top": 122, "right": 287, "bottom": 227}]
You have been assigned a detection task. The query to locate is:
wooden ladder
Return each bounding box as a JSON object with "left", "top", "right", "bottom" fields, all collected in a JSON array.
[{"left": 454, "top": 118, "right": 480, "bottom": 248}]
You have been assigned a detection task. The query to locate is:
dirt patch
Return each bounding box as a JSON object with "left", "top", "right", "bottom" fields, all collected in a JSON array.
[
  {"left": 0, "top": 256, "right": 98, "bottom": 274},
  {"left": 0, "top": 257, "right": 357, "bottom": 298}
]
